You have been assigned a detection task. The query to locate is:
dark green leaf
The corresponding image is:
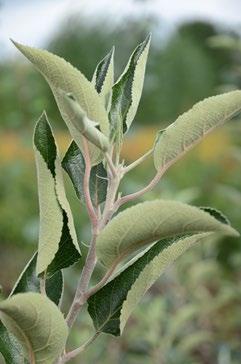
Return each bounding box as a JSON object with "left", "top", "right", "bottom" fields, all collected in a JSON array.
[
  {"left": 89, "top": 162, "right": 108, "bottom": 207},
  {"left": 92, "top": 47, "right": 114, "bottom": 96},
  {"left": 109, "top": 34, "right": 151, "bottom": 150},
  {"left": 62, "top": 141, "right": 85, "bottom": 200},
  {"left": 33, "top": 111, "right": 56, "bottom": 176},
  {"left": 62, "top": 141, "right": 107, "bottom": 206},
  {"left": 11, "top": 253, "right": 63, "bottom": 305},
  {"left": 47, "top": 212, "right": 81, "bottom": 277},
  {"left": 200, "top": 207, "right": 230, "bottom": 225},
  {"left": 0, "top": 322, "right": 25, "bottom": 364}
]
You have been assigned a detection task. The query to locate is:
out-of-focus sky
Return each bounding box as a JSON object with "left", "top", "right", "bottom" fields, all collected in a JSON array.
[{"left": 1, "top": 0, "right": 241, "bottom": 57}]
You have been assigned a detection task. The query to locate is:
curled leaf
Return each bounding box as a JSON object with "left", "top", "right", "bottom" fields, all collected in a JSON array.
[{"left": 59, "top": 91, "right": 110, "bottom": 152}]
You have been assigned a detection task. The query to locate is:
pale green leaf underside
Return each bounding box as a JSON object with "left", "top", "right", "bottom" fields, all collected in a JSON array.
[
  {"left": 35, "top": 150, "right": 63, "bottom": 275},
  {"left": 55, "top": 157, "right": 80, "bottom": 247},
  {"left": 154, "top": 90, "right": 241, "bottom": 171},
  {"left": 96, "top": 200, "right": 239, "bottom": 267},
  {"left": 58, "top": 91, "right": 110, "bottom": 152},
  {"left": 12, "top": 40, "right": 109, "bottom": 165},
  {"left": 0, "top": 293, "right": 68, "bottom": 364},
  {"left": 88, "top": 233, "right": 211, "bottom": 336},
  {"left": 119, "top": 233, "right": 210, "bottom": 333},
  {"left": 34, "top": 113, "right": 80, "bottom": 275}
]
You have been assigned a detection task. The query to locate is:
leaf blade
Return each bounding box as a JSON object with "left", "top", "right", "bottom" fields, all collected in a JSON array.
[
  {"left": 92, "top": 47, "right": 114, "bottom": 110},
  {"left": 88, "top": 233, "right": 211, "bottom": 336},
  {"left": 12, "top": 40, "right": 109, "bottom": 164},
  {"left": 10, "top": 253, "right": 63, "bottom": 306},
  {"left": 96, "top": 200, "right": 239, "bottom": 268},
  {"left": 109, "top": 35, "right": 151, "bottom": 150},
  {"left": 34, "top": 113, "right": 80, "bottom": 276},
  {"left": 0, "top": 293, "right": 68, "bottom": 364},
  {"left": 58, "top": 91, "right": 110, "bottom": 152},
  {"left": 62, "top": 141, "right": 108, "bottom": 206},
  {"left": 0, "top": 322, "right": 25, "bottom": 364},
  {"left": 154, "top": 91, "right": 241, "bottom": 171}
]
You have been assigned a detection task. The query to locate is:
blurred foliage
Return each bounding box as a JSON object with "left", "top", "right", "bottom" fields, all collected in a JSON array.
[
  {"left": 0, "top": 17, "right": 234, "bottom": 129},
  {"left": 0, "top": 9, "right": 241, "bottom": 364}
]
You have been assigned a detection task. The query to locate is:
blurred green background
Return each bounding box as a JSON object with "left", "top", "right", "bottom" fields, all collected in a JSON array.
[{"left": 0, "top": 0, "right": 241, "bottom": 363}]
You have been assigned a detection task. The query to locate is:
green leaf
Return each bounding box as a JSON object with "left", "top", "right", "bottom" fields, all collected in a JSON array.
[
  {"left": 0, "top": 293, "right": 68, "bottom": 363},
  {"left": 109, "top": 34, "right": 151, "bottom": 150},
  {"left": 46, "top": 212, "right": 80, "bottom": 276},
  {"left": 89, "top": 162, "right": 108, "bottom": 207},
  {"left": 62, "top": 141, "right": 85, "bottom": 200},
  {"left": 0, "top": 322, "right": 25, "bottom": 364},
  {"left": 10, "top": 253, "right": 63, "bottom": 306},
  {"left": 96, "top": 200, "right": 239, "bottom": 268},
  {"left": 199, "top": 206, "right": 230, "bottom": 225},
  {"left": 0, "top": 251, "right": 64, "bottom": 364},
  {"left": 88, "top": 233, "right": 211, "bottom": 336},
  {"left": 12, "top": 40, "right": 109, "bottom": 165},
  {"left": 58, "top": 91, "right": 110, "bottom": 152},
  {"left": 92, "top": 47, "right": 114, "bottom": 110},
  {"left": 62, "top": 141, "right": 108, "bottom": 206},
  {"left": 154, "top": 91, "right": 241, "bottom": 171},
  {"left": 34, "top": 112, "right": 80, "bottom": 276}
]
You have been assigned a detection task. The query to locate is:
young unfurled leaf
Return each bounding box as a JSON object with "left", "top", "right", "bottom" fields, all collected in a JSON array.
[
  {"left": 10, "top": 253, "right": 63, "bottom": 306},
  {"left": 88, "top": 233, "right": 211, "bottom": 336},
  {"left": 109, "top": 34, "right": 151, "bottom": 150},
  {"left": 62, "top": 141, "right": 108, "bottom": 206},
  {"left": 96, "top": 200, "right": 239, "bottom": 268},
  {"left": 12, "top": 40, "right": 109, "bottom": 164},
  {"left": 34, "top": 113, "right": 80, "bottom": 276},
  {"left": 92, "top": 47, "right": 114, "bottom": 110},
  {"left": 0, "top": 322, "right": 25, "bottom": 364},
  {"left": 59, "top": 91, "right": 110, "bottom": 152},
  {"left": 0, "top": 293, "right": 68, "bottom": 363},
  {"left": 154, "top": 91, "right": 241, "bottom": 172}
]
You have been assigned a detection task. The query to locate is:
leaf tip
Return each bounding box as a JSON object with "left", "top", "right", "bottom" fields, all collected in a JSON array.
[{"left": 10, "top": 39, "right": 27, "bottom": 53}]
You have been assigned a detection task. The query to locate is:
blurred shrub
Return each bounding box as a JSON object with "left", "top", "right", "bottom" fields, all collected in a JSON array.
[{"left": 0, "top": 18, "right": 233, "bottom": 130}]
